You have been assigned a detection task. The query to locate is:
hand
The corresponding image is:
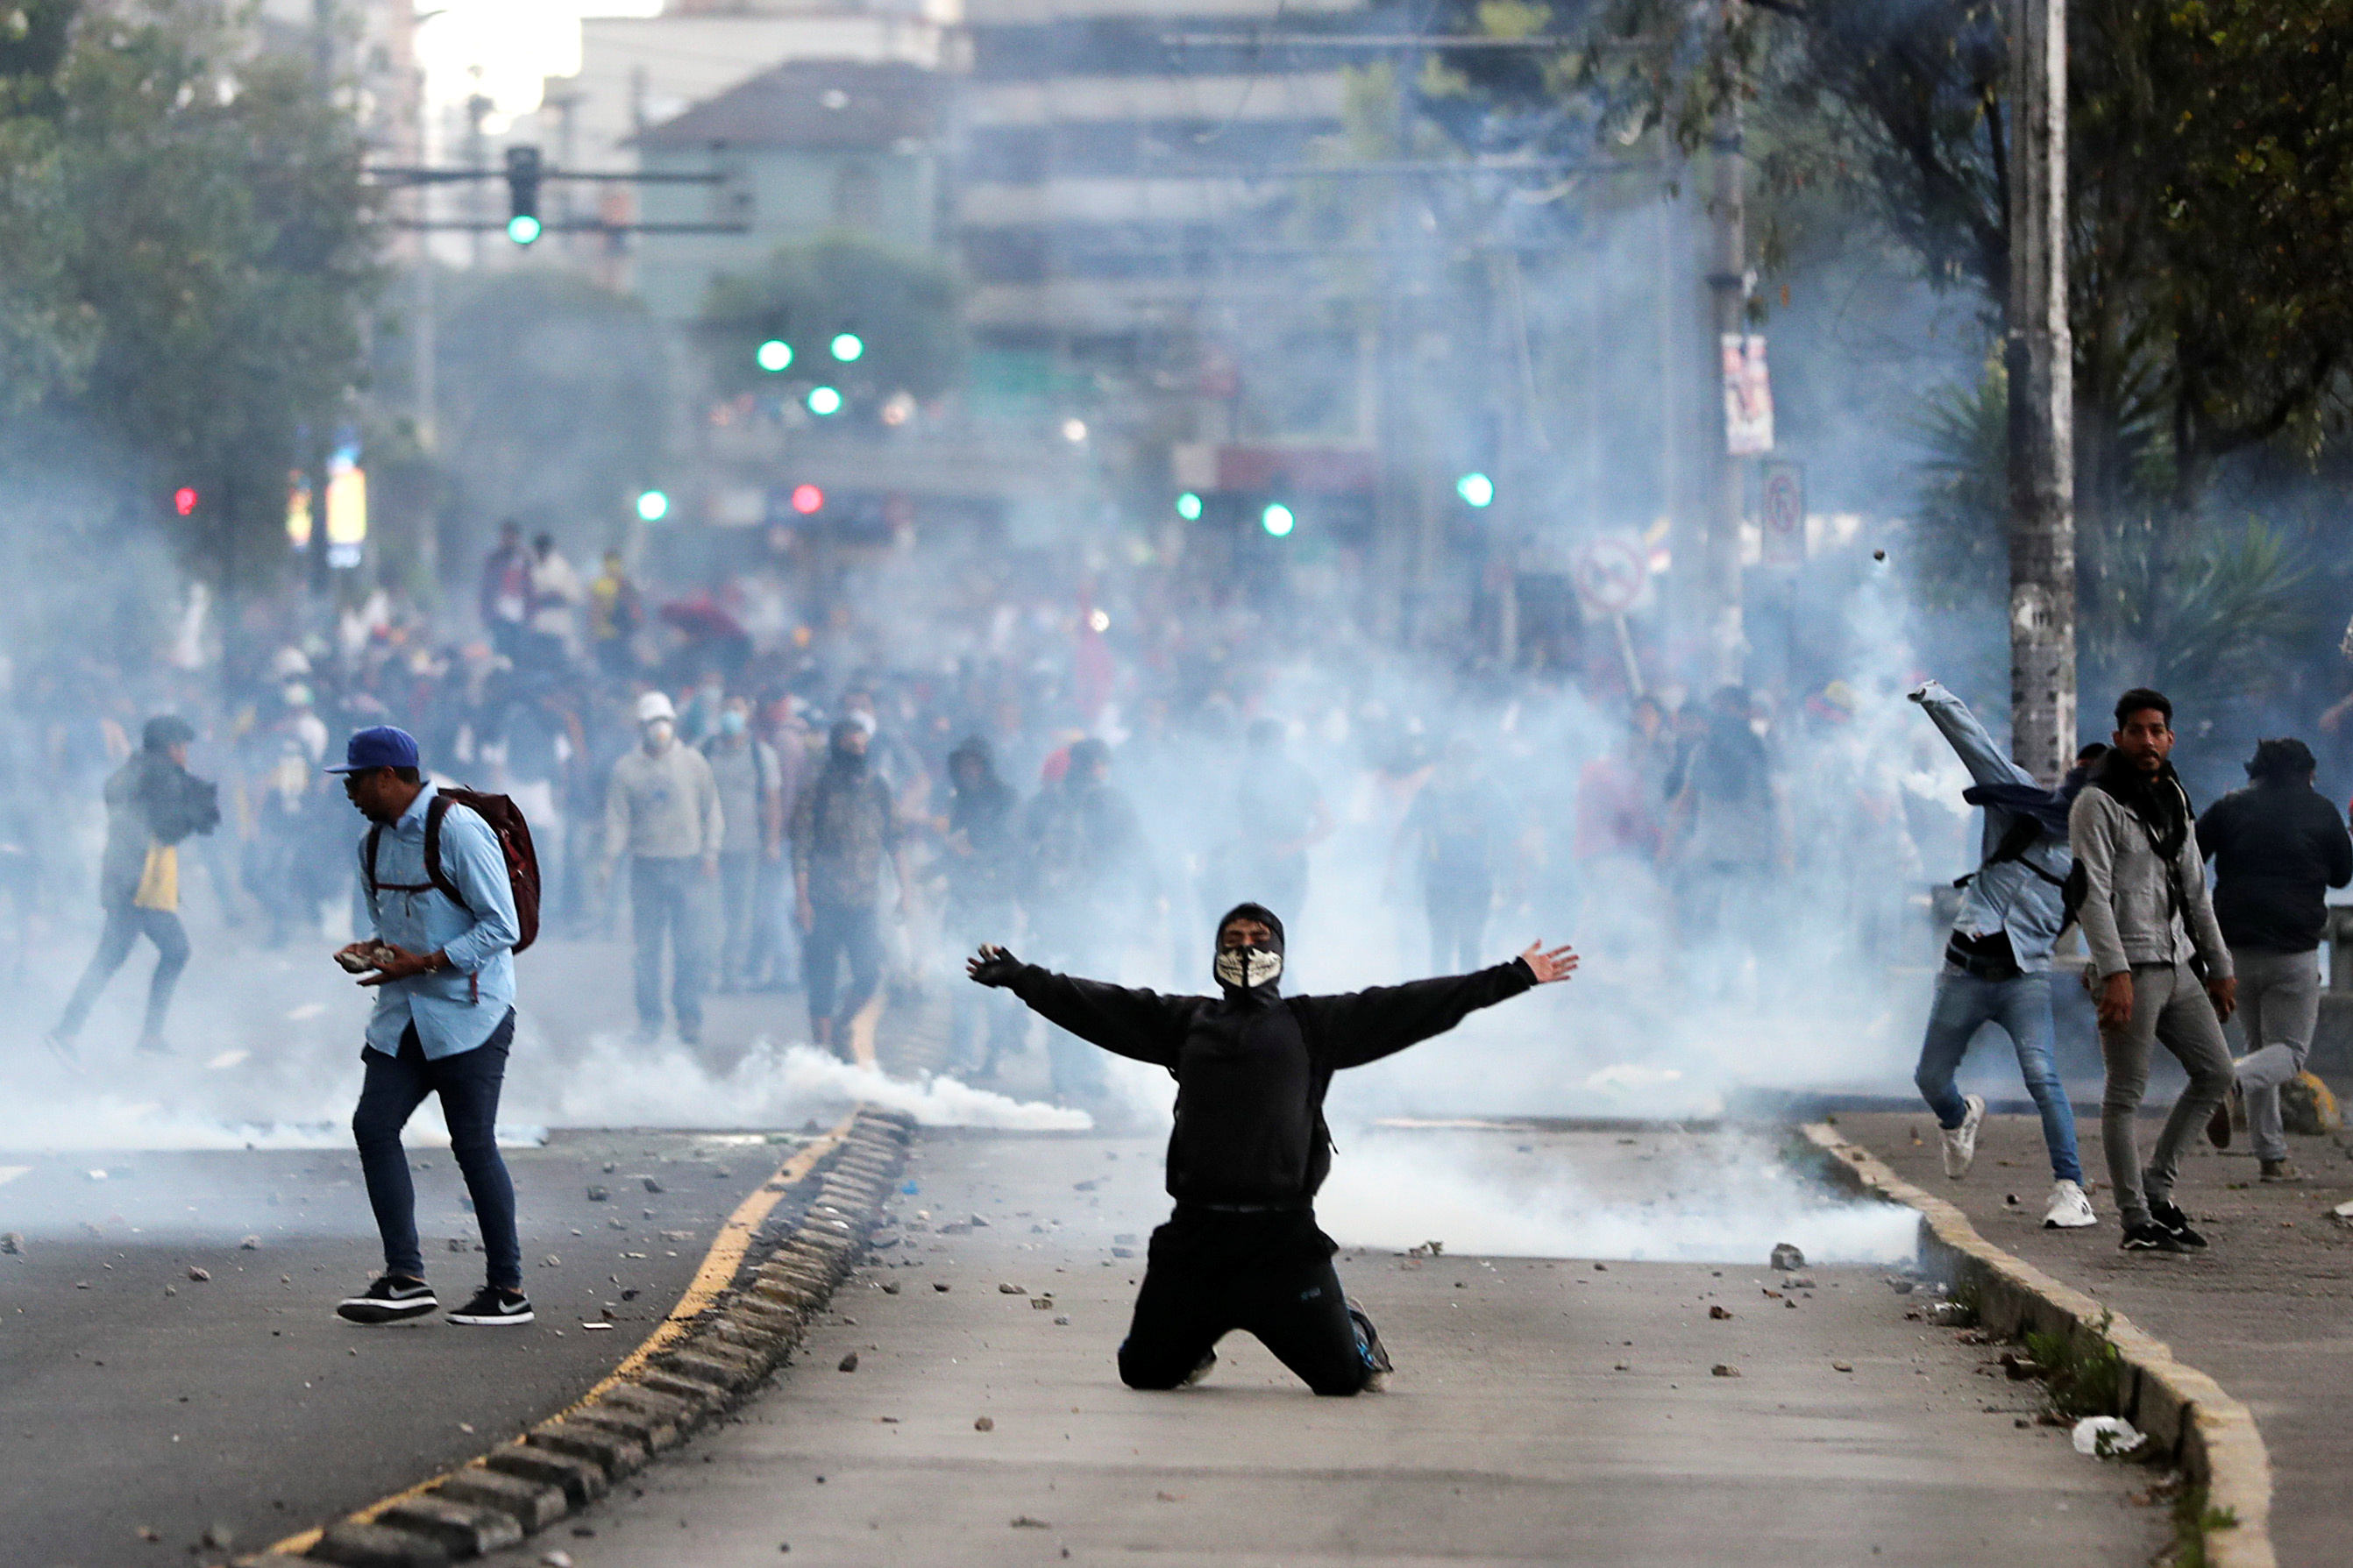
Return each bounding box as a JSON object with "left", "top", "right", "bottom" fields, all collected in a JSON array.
[
  {"left": 2096, "top": 971, "right": 2136, "bottom": 1029},
  {"left": 1907, "top": 683, "right": 1930, "bottom": 704},
  {"left": 1518, "top": 940, "right": 1580, "bottom": 984},
  {"left": 2207, "top": 974, "right": 2238, "bottom": 1022},
  {"left": 967, "top": 943, "right": 1023, "bottom": 987},
  {"left": 357, "top": 943, "right": 438, "bottom": 987}
]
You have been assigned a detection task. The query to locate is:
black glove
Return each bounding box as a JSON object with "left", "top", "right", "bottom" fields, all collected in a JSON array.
[{"left": 966, "top": 944, "right": 1023, "bottom": 988}]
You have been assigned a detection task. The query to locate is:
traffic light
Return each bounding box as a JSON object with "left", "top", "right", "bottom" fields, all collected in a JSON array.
[
  {"left": 1260, "top": 502, "right": 1295, "bottom": 537},
  {"left": 829, "top": 332, "right": 864, "bottom": 363},
  {"left": 790, "top": 484, "right": 824, "bottom": 515},
  {"left": 757, "top": 339, "right": 793, "bottom": 372},
  {"left": 173, "top": 486, "right": 198, "bottom": 516},
  {"left": 1175, "top": 492, "right": 1203, "bottom": 521},
  {"left": 1456, "top": 472, "right": 1495, "bottom": 507},
  {"left": 807, "top": 386, "right": 842, "bottom": 416},
  {"left": 636, "top": 489, "right": 669, "bottom": 521},
  {"left": 504, "top": 146, "right": 544, "bottom": 245}
]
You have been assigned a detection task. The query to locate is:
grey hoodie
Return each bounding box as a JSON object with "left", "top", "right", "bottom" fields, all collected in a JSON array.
[{"left": 2067, "top": 775, "right": 2231, "bottom": 981}]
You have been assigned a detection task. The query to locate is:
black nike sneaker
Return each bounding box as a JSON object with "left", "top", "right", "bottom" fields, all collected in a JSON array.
[
  {"left": 2118, "top": 1222, "right": 2186, "bottom": 1254},
  {"left": 2146, "top": 1197, "right": 2209, "bottom": 1250},
  {"left": 447, "top": 1285, "right": 535, "bottom": 1327},
  {"left": 336, "top": 1274, "right": 437, "bottom": 1323}
]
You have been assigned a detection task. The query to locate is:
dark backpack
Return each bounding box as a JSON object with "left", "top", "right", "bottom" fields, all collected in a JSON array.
[{"left": 366, "top": 789, "right": 541, "bottom": 954}]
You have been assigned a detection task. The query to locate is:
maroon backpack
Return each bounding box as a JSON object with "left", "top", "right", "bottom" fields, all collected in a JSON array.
[{"left": 365, "top": 788, "right": 542, "bottom": 954}]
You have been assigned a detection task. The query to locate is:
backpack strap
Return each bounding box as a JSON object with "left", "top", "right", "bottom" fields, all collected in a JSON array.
[
  {"left": 365, "top": 823, "right": 383, "bottom": 896},
  {"left": 421, "top": 794, "right": 476, "bottom": 919}
]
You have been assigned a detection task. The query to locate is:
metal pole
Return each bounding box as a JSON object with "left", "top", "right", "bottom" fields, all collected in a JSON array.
[{"left": 2005, "top": 0, "right": 2075, "bottom": 782}]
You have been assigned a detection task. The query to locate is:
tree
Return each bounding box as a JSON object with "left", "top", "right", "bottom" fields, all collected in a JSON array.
[
  {"left": 700, "top": 231, "right": 963, "bottom": 408},
  {"left": 0, "top": 2, "right": 380, "bottom": 590}
]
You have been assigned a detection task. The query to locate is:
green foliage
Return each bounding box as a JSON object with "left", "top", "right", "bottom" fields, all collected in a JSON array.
[
  {"left": 0, "top": 1, "right": 380, "bottom": 587},
  {"left": 2023, "top": 1312, "right": 2125, "bottom": 1419},
  {"left": 1902, "top": 357, "right": 2009, "bottom": 612},
  {"left": 701, "top": 231, "right": 962, "bottom": 402}
]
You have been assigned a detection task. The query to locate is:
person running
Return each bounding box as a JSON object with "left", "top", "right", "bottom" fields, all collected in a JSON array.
[
  {"left": 1905, "top": 681, "right": 2101, "bottom": 1229},
  {"left": 2070, "top": 688, "right": 2236, "bottom": 1255},
  {"left": 2197, "top": 736, "right": 2353, "bottom": 1181},
  {"left": 966, "top": 902, "right": 1576, "bottom": 1395},
  {"left": 46, "top": 715, "right": 218, "bottom": 1062},
  {"left": 327, "top": 727, "right": 531, "bottom": 1327}
]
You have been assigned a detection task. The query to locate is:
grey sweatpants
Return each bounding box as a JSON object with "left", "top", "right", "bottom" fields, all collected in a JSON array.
[
  {"left": 2229, "top": 947, "right": 2322, "bottom": 1163},
  {"left": 2099, "top": 961, "right": 2234, "bottom": 1229}
]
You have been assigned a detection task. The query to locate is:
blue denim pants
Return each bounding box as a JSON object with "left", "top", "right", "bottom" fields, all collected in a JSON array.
[
  {"left": 352, "top": 1010, "right": 521, "bottom": 1290},
  {"left": 1913, "top": 968, "right": 2083, "bottom": 1183}
]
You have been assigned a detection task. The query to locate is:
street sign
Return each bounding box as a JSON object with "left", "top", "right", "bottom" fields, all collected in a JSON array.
[
  {"left": 1572, "top": 536, "right": 1648, "bottom": 617},
  {"left": 1760, "top": 461, "right": 1805, "bottom": 566}
]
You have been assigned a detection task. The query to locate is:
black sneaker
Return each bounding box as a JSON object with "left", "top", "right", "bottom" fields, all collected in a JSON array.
[
  {"left": 1179, "top": 1351, "right": 1217, "bottom": 1387},
  {"left": 447, "top": 1286, "right": 534, "bottom": 1326},
  {"left": 2119, "top": 1222, "right": 2186, "bottom": 1253},
  {"left": 1347, "top": 1298, "right": 1394, "bottom": 1387},
  {"left": 337, "top": 1274, "right": 437, "bottom": 1323},
  {"left": 2147, "top": 1197, "right": 2209, "bottom": 1249}
]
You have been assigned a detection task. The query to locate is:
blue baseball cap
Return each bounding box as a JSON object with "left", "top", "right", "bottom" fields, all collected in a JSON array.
[{"left": 325, "top": 725, "right": 421, "bottom": 774}]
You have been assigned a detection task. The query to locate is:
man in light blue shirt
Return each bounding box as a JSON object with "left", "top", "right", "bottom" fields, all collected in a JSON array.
[
  {"left": 326, "top": 726, "right": 533, "bottom": 1328},
  {"left": 1909, "top": 682, "right": 2101, "bottom": 1231}
]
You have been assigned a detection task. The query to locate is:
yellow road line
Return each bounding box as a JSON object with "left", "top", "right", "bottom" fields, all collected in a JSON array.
[{"left": 266, "top": 1116, "right": 854, "bottom": 1558}]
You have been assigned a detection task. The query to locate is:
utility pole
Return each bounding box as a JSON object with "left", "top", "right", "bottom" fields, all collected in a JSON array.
[
  {"left": 2005, "top": 0, "right": 2074, "bottom": 782},
  {"left": 1701, "top": 102, "right": 1748, "bottom": 691}
]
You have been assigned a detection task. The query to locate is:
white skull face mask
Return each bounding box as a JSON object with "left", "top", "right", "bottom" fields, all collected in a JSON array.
[{"left": 1213, "top": 945, "right": 1283, "bottom": 991}]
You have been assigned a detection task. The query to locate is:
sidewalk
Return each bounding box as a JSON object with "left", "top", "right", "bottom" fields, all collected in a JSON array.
[
  {"left": 1831, "top": 1110, "right": 2353, "bottom": 1568},
  {"left": 518, "top": 1127, "right": 2164, "bottom": 1568}
]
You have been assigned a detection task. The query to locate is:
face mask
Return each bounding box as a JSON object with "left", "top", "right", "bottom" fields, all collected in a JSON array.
[
  {"left": 644, "top": 720, "right": 674, "bottom": 748},
  {"left": 1213, "top": 945, "right": 1283, "bottom": 991},
  {"left": 719, "top": 710, "right": 747, "bottom": 736}
]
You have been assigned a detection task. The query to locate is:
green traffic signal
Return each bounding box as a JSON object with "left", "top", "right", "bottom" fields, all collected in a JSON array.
[
  {"left": 1176, "top": 492, "right": 1203, "bottom": 521},
  {"left": 807, "top": 386, "right": 843, "bottom": 415},
  {"left": 636, "top": 490, "right": 670, "bottom": 521},
  {"left": 1456, "top": 472, "right": 1494, "bottom": 507},
  {"left": 830, "top": 333, "right": 864, "bottom": 362},
  {"left": 757, "top": 339, "right": 793, "bottom": 372},
  {"left": 1261, "top": 503, "right": 1295, "bottom": 537},
  {"left": 506, "top": 213, "right": 543, "bottom": 246}
]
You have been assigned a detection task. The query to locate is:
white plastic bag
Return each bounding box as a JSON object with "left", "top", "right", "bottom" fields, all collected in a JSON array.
[{"left": 2071, "top": 1415, "right": 2146, "bottom": 1458}]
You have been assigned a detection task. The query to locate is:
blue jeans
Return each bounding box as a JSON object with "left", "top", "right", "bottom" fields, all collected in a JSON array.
[
  {"left": 1913, "top": 968, "right": 2083, "bottom": 1183},
  {"left": 630, "top": 855, "right": 712, "bottom": 1039},
  {"left": 352, "top": 1010, "right": 521, "bottom": 1290}
]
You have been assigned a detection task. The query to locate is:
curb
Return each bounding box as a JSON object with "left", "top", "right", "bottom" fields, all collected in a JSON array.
[
  {"left": 1801, "top": 1122, "right": 2275, "bottom": 1568},
  {"left": 238, "top": 1104, "right": 917, "bottom": 1568}
]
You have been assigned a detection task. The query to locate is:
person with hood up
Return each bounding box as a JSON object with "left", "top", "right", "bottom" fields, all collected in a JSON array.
[
  {"left": 966, "top": 903, "right": 1576, "bottom": 1395},
  {"left": 1906, "top": 681, "right": 2104, "bottom": 1229},
  {"left": 791, "top": 718, "right": 907, "bottom": 1060},
  {"left": 2070, "top": 688, "right": 2236, "bottom": 1255},
  {"left": 941, "top": 735, "right": 1025, "bottom": 1076},
  {"left": 46, "top": 715, "right": 220, "bottom": 1062}
]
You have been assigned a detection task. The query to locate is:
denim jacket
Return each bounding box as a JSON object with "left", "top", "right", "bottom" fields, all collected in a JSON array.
[{"left": 1916, "top": 683, "right": 2070, "bottom": 973}]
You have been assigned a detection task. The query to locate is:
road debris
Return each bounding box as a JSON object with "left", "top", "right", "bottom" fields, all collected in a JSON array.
[
  {"left": 186, "top": 1266, "right": 210, "bottom": 1282},
  {"left": 1710, "top": 1364, "right": 1741, "bottom": 1377},
  {"left": 1769, "top": 1243, "right": 1805, "bottom": 1270},
  {"left": 974, "top": 1416, "right": 995, "bottom": 1431},
  {"left": 1709, "top": 1305, "right": 1733, "bottom": 1320},
  {"left": 838, "top": 1352, "right": 860, "bottom": 1372},
  {"left": 2071, "top": 1415, "right": 2147, "bottom": 1458}
]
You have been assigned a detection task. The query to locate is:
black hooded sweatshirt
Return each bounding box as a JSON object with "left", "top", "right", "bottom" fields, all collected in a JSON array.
[{"left": 1006, "top": 939, "right": 1535, "bottom": 1207}]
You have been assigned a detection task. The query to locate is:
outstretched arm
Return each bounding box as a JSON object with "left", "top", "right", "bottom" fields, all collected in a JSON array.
[
  {"left": 1302, "top": 940, "right": 1575, "bottom": 1070},
  {"left": 1909, "top": 681, "right": 2037, "bottom": 791},
  {"left": 968, "top": 944, "right": 1191, "bottom": 1068}
]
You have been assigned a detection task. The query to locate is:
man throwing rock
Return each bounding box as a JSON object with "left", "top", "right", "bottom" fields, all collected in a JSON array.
[{"left": 968, "top": 901, "right": 1575, "bottom": 1394}]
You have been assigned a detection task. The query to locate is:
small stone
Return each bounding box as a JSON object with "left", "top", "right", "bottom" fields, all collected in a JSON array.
[
  {"left": 1784, "top": 1276, "right": 1816, "bottom": 1289},
  {"left": 975, "top": 1415, "right": 995, "bottom": 1431},
  {"left": 186, "top": 1266, "right": 210, "bottom": 1283},
  {"left": 135, "top": 1525, "right": 160, "bottom": 1542},
  {"left": 586, "top": 1186, "right": 610, "bottom": 1203},
  {"left": 838, "top": 1352, "right": 860, "bottom": 1372},
  {"left": 643, "top": 1177, "right": 665, "bottom": 1194},
  {"left": 881, "top": 1281, "right": 900, "bottom": 1295},
  {"left": 1592, "top": 1262, "right": 1607, "bottom": 1272},
  {"left": 1709, "top": 1305, "right": 1732, "bottom": 1320},
  {"left": 1710, "top": 1364, "right": 1741, "bottom": 1378},
  {"left": 542, "top": 1254, "right": 562, "bottom": 1267},
  {"left": 163, "top": 1286, "right": 175, "bottom": 1297},
  {"left": 1053, "top": 1315, "right": 1070, "bottom": 1325},
  {"left": 1769, "top": 1243, "right": 1805, "bottom": 1271},
  {"left": 0, "top": 1232, "right": 22, "bottom": 1255},
  {"left": 1032, "top": 1296, "right": 1053, "bottom": 1309},
  {"left": 1012, "top": 1516, "right": 1051, "bottom": 1529},
  {"left": 542, "top": 1553, "right": 575, "bottom": 1568},
  {"left": 1832, "top": 1361, "right": 1854, "bottom": 1373},
  {"left": 933, "top": 1282, "right": 951, "bottom": 1293},
  {"left": 201, "top": 1522, "right": 234, "bottom": 1550},
  {"left": 999, "top": 1282, "right": 1026, "bottom": 1295},
  {"left": 447, "top": 1238, "right": 470, "bottom": 1252},
  {"left": 238, "top": 1236, "right": 259, "bottom": 1251},
  {"left": 1887, "top": 1278, "right": 1915, "bottom": 1295},
  {"left": 1612, "top": 1362, "right": 1629, "bottom": 1371}
]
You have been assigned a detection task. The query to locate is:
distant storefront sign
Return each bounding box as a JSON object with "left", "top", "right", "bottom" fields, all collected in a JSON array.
[{"left": 1721, "top": 333, "right": 1774, "bottom": 456}]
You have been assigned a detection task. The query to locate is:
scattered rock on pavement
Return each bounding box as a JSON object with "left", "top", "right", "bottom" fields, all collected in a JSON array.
[
  {"left": 837, "top": 1352, "right": 859, "bottom": 1373},
  {"left": 186, "top": 1266, "right": 210, "bottom": 1282},
  {"left": 1710, "top": 1364, "right": 1741, "bottom": 1378},
  {"left": 1769, "top": 1243, "right": 1805, "bottom": 1270},
  {"left": 974, "top": 1416, "right": 994, "bottom": 1431},
  {"left": 1709, "top": 1305, "right": 1732, "bottom": 1320},
  {"left": 999, "top": 1282, "right": 1026, "bottom": 1295}
]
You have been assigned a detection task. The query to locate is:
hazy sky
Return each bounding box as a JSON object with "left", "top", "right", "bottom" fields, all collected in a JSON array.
[{"left": 416, "top": 0, "right": 659, "bottom": 129}]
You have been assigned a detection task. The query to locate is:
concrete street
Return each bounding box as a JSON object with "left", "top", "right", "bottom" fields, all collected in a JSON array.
[{"left": 527, "top": 1128, "right": 2167, "bottom": 1567}]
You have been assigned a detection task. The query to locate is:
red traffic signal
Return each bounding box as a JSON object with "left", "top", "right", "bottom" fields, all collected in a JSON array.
[
  {"left": 173, "top": 486, "right": 199, "bottom": 516},
  {"left": 790, "top": 484, "right": 824, "bottom": 515}
]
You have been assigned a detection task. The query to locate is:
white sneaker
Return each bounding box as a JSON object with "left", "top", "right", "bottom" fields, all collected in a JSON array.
[
  {"left": 1941, "top": 1094, "right": 1986, "bottom": 1179},
  {"left": 2042, "top": 1179, "right": 2096, "bottom": 1229}
]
